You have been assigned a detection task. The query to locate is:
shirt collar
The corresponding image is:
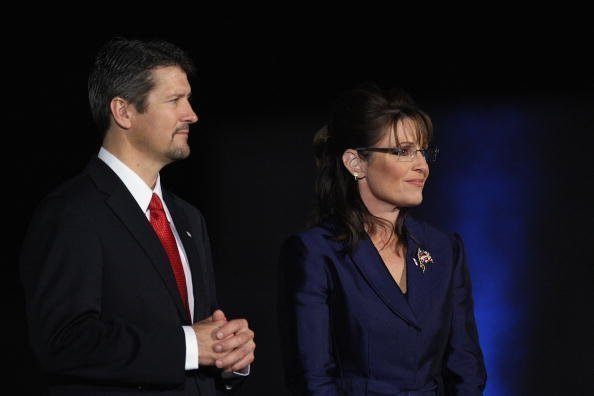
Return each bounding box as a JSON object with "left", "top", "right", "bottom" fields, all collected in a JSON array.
[{"left": 97, "top": 147, "right": 168, "bottom": 217}]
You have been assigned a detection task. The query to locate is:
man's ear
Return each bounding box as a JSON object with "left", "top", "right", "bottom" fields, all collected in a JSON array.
[
  {"left": 342, "top": 149, "right": 367, "bottom": 180},
  {"left": 109, "top": 97, "right": 133, "bottom": 129}
]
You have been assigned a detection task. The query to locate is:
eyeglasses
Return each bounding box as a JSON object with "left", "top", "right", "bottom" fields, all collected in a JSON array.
[{"left": 355, "top": 146, "right": 439, "bottom": 162}]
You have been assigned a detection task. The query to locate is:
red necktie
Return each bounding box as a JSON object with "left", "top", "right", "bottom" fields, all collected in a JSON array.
[{"left": 149, "top": 193, "right": 191, "bottom": 320}]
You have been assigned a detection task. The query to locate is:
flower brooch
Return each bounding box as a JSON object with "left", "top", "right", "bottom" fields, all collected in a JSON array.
[{"left": 413, "top": 248, "right": 434, "bottom": 273}]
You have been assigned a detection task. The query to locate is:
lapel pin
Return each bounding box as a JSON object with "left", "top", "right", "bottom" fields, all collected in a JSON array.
[
  {"left": 415, "top": 248, "right": 434, "bottom": 273},
  {"left": 185, "top": 230, "right": 192, "bottom": 238}
]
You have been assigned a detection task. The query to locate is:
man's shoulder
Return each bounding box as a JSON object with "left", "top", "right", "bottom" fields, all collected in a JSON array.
[
  {"left": 39, "top": 156, "right": 109, "bottom": 203},
  {"left": 24, "top": 167, "right": 101, "bottom": 234},
  {"left": 38, "top": 167, "right": 98, "bottom": 210}
]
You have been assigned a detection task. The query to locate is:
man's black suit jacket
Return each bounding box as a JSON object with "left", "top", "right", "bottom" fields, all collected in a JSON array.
[{"left": 21, "top": 157, "right": 233, "bottom": 395}]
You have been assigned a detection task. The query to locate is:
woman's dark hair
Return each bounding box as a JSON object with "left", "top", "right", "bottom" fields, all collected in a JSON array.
[
  {"left": 88, "top": 37, "right": 196, "bottom": 137},
  {"left": 311, "top": 83, "right": 433, "bottom": 253}
]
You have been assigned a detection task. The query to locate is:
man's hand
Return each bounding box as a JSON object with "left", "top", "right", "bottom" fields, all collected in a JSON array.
[
  {"left": 192, "top": 309, "right": 228, "bottom": 366},
  {"left": 193, "top": 309, "right": 255, "bottom": 372},
  {"left": 212, "top": 317, "right": 255, "bottom": 373}
]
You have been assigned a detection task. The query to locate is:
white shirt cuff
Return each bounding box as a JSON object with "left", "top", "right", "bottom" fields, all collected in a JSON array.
[
  {"left": 221, "top": 364, "right": 250, "bottom": 378},
  {"left": 182, "top": 325, "right": 199, "bottom": 370}
]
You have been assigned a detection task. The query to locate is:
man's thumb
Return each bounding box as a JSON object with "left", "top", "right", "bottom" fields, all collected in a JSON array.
[{"left": 211, "top": 309, "right": 227, "bottom": 322}]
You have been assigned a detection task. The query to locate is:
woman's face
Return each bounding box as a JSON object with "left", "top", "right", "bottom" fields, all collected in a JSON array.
[{"left": 357, "top": 118, "right": 430, "bottom": 216}]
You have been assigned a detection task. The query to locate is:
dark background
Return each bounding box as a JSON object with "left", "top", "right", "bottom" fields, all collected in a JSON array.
[{"left": 8, "top": 12, "right": 593, "bottom": 395}]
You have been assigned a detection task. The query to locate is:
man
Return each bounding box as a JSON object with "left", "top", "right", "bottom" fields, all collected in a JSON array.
[{"left": 20, "top": 38, "right": 255, "bottom": 395}]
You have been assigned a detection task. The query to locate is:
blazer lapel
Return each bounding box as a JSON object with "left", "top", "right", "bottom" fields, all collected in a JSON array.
[
  {"left": 405, "top": 217, "right": 437, "bottom": 324},
  {"left": 350, "top": 236, "right": 419, "bottom": 329},
  {"left": 87, "top": 158, "right": 190, "bottom": 323},
  {"left": 164, "top": 193, "right": 209, "bottom": 322}
]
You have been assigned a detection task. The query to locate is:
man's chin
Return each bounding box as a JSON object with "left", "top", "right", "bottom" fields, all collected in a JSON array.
[{"left": 169, "top": 146, "right": 191, "bottom": 161}]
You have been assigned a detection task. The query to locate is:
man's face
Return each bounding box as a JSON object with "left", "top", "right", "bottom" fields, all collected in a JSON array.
[{"left": 128, "top": 66, "right": 198, "bottom": 166}]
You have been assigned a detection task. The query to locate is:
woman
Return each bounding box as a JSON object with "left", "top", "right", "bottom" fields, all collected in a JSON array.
[{"left": 278, "top": 84, "right": 486, "bottom": 395}]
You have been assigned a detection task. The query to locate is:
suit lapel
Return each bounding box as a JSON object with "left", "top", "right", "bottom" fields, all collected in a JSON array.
[
  {"left": 350, "top": 236, "right": 419, "bottom": 329},
  {"left": 87, "top": 158, "right": 190, "bottom": 323}
]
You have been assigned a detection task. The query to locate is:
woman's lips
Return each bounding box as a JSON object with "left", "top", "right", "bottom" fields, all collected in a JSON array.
[{"left": 406, "top": 179, "right": 425, "bottom": 187}]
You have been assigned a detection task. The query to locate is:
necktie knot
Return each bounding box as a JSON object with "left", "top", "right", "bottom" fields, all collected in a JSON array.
[{"left": 149, "top": 193, "right": 165, "bottom": 212}]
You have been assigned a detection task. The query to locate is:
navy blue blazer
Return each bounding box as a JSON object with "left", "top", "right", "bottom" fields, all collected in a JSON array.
[{"left": 278, "top": 216, "right": 486, "bottom": 395}]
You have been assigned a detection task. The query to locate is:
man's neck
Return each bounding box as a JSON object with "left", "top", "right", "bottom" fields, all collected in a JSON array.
[{"left": 102, "top": 141, "right": 161, "bottom": 189}]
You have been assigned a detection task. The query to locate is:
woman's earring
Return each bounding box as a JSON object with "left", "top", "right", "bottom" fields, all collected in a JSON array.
[{"left": 354, "top": 172, "right": 359, "bottom": 181}]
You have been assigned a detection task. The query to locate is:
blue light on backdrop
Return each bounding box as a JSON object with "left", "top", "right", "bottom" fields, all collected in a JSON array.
[{"left": 426, "top": 104, "right": 539, "bottom": 395}]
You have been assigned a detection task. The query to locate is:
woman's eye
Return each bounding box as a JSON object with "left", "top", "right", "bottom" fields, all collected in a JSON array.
[{"left": 397, "top": 147, "right": 412, "bottom": 156}]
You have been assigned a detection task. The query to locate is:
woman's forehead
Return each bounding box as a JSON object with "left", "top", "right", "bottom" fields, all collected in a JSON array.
[{"left": 387, "top": 118, "right": 422, "bottom": 143}]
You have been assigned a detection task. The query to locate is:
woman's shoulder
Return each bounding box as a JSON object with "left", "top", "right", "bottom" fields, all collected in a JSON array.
[
  {"left": 284, "top": 224, "right": 334, "bottom": 245},
  {"left": 405, "top": 214, "right": 460, "bottom": 248},
  {"left": 280, "top": 224, "right": 340, "bottom": 254},
  {"left": 297, "top": 224, "right": 334, "bottom": 237}
]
